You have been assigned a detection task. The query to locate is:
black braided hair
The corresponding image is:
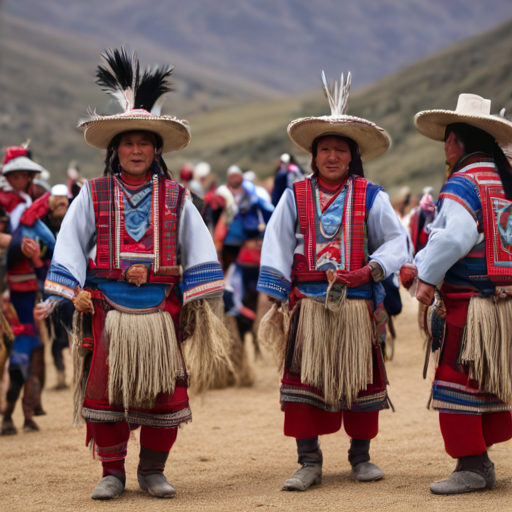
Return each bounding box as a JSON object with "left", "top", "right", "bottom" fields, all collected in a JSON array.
[{"left": 446, "top": 123, "right": 512, "bottom": 200}]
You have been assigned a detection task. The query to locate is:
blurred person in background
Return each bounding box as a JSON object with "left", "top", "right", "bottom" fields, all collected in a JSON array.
[
  {"left": 67, "top": 161, "right": 86, "bottom": 200},
  {"left": 413, "top": 94, "right": 512, "bottom": 495},
  {"left": 214, "top": 164, "right": 274, "bottom": 386},
  {"left": 30, "top": 184, "right": 71, "bottom": 389},
  {"left": 0, "top": 142, "right": 48, "bottom": 233},
  {"left": 271, "top": 152, "right": 305, "bottom": 206},
  {"left": 257, "top": 72, "right": 409, "bottom": 491}
]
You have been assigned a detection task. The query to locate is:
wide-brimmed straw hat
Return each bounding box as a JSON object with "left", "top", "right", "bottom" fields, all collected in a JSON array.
[
  {"left": 2, "top": 156, "right": 47, "bottom": 175},
  {"left": 414, "top": 94, "right": 512, "bottom": 145},
  {"left": 79, "top": 48, "right": 191, "bottom": 154},
  {"left": 287, "top": 72, "right": 391, "bottom": 162}
]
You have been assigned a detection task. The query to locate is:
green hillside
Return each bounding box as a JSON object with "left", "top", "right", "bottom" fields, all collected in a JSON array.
[{"left": 170, "top": 17, "right": 512, "bottom": 196}]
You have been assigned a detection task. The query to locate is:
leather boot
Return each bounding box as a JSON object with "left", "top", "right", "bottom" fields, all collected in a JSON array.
[
  {"left": 283, "top": 437, "right": 323, "bottom": 491},
  {"left": 137, "top": 446, "right": 176, "bottom": 498},
  {"left": 430, "top": 451, "right": 495, "bottom": 495},
  {"left": 1, "top": 401, "right": 17, "bottom": 436},
  {"left": 92, "top": 446, "right": 126, "bottom": 500},
  {"left": 22, "top": 376, "right": 40, "bottom": 432},
  {"left": 349, "top": 439, "right": 384, "bottom": 482},
  {"left": 91, "top": 476, "right": 125, "bottom": 500}
]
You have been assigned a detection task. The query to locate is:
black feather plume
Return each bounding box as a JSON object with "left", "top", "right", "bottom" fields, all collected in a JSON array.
[
  {"left": 94, "top": 47, "right": 173, "bottom": 114},
  {"left": 135, "top": 66, "right": 174, "bottom": 113},
  {"left": 95, "top": 48, "right": 139, "bottom": 111}
]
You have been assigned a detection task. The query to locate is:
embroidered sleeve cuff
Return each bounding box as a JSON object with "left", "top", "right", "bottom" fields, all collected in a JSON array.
[
  {"left": 182, "top": 261, "right": 225, "bottom": 304},
  {"left": 257, "top": 266, "right": 291, "bottom": 302},
  {"left": 44, "top": 263, "right": 80, "bottom": 300}
]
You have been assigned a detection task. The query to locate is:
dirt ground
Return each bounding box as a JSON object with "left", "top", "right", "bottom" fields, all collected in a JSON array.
[{"left": 1, "top": 292, "right": 512, "bottom": 512}]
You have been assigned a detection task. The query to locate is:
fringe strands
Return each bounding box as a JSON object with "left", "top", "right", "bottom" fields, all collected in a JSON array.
[
  {"left": 461, "top": 296, "right": 512, "bottom": 404},
  {"left": 181, "top": 297, "right": 234, "bottom": 393},
  {"left": 72, "top": 311, "right": 90, "bottom": 428},
  {"left": 257, "top": 302, "right": 290, "bottom": 373},
  {"left": 296, "top": 298, "right": 374, "bottom": 408},
  {"left": 106, "top": 309, "right": 183, "bottom": 409}
]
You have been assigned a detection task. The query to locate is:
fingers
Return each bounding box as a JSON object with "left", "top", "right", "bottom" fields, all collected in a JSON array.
[
  {"left": 416, "top": 281, "right": 435, "bottom": 306},
  {"left": 125, "top": 265, "right": 148, "bottom": 286},
  {"left": 72, "top": 291, "right": 95, "bottom": 314},
  {"left": 400, "top": 263, "right": 418, "bottom": 290}
]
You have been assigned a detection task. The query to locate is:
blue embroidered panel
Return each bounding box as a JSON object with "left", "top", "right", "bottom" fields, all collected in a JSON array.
[
  {"left": 122, "top": 185, "right": 153, "bottom": 242},
  {"left": 439, "top": 176, "right": 482, "bottom": 219},
  {"left": 366, "top": 182, "right": 384, "bottom": 211},
  {"left": 256, "top": 265, "right": 291, "bottom": 302},
  {"left": 46, "top": 262, "right": 80, "bottom": 289},
  {"left": 95, "top": 280, "right": 170, "bottom": 309},
  {"left": 182, "top": 262, "right": 224, "bottom": 292}
]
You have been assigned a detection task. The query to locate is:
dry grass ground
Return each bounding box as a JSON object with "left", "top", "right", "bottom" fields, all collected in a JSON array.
[{"left": 1, "top": 292, "right": 512, "bottom": 512}]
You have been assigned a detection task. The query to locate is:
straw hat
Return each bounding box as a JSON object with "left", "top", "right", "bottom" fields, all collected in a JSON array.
[
  {"left": 79, "top": 48, "right": 191, "bottom": 154},
  {"left": 287, "top": 72, "right": 391, "bottom": 162},
  {"left": 2, "top": 156, "right": 46, "bottom": 175},
  {"left": 414, "top": 94, "right": 512, "bottom": 145}
]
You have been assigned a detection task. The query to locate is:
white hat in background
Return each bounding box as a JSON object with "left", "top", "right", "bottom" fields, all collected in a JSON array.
[
  {"left": 51, "top": 184, "right": 69, "bottom": 197},
  {"left": 2, "top": 156, "right": 47, "bottom": 175},
  {"left": 194, "top": 161, "right": 211, "bottom": 180},
  {"left": 227, "top": 165, "right": 243, "bottom": 176}
]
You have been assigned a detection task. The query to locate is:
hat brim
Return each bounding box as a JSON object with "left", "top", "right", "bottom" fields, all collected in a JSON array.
[
  {"left": 287, "top": 116, "right": 391, "bottom": 162},
  {"left": 414, "top": 110, "right": 512, "bottom": 145},
  {"left": 2, "top": 156, "right": 47, "bottom": 175},
  {"left": 80, "top": 114, "right": 191, "bottom": 153}
]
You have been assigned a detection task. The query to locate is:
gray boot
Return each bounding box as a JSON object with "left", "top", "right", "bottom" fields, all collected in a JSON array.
[
  {"left": 351, "top": 462, "right": 384, "bottom": 482},
  {"left": 349, "top": 439, "right": 384, "bottom": 482},
  {"left": 138, "top": 472, "right": 176, "bottom": 498},
  {"left": 283, "top": 437, "right": 323, "bottom": 491},
  {"left": 430, "top": 452, "right": 495, "bottom": 495},
  {"left": 138, "top": 446, "right": 176, "bottom": 498},
  {"left": 283, "top": 464, "right": 322, "bottom": 491},
  {"left": 91, "top": 475, "right": 125, "bottom": 500}
]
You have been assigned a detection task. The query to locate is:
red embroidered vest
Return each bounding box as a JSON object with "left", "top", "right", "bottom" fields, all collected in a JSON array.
[
  {"left": 458, "top": 165, "right": 512, "bottom": 284},
  {"left": 87, "top": 174, "right": 185, "bottom": 284},
  {"left": 293, "top": 176, "right": 369, "bottom": 275}
]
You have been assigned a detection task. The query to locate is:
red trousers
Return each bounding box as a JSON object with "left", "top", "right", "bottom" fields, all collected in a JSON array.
[
  {"left": 284, "top": 402, "right": 379, "bottom": 440},
  {"left": 87, "top": 421, "right": 178, "bottom": 454},
  {"left": 438, "top": 290, "right": 512, "bottom": 458}
]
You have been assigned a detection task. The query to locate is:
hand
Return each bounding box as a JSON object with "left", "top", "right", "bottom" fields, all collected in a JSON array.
[
  {"left": 125, "top": 264, "right": 148, "bottom": 287},
  {"left": 400, "top": 263, "right": 418, "bottom": 290},
  {"left": 72, "top": 290, "right": 94, "bottom": 314},
  {"left": 21, "top": 238, "right": 40, "bottom": 260},
  {"left": 333, "top": 265, "right": 372, "bottom": 288},
  {"left": 34, "top": 299, "right": 58, "bottom": 321},
  {"left": 416, "top": 280, "right": 435, "bottom": 306}
]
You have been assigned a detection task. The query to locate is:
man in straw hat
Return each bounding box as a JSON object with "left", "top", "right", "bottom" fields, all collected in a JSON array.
[
  {"left": 257, "top": 72, "right": 409, "bottom": 491},
  {"left": 34, "top": 48, "right": 231, "bottom": 500},
  {"left": 412, "top": 93, "right": 512, "bottom": 495}
]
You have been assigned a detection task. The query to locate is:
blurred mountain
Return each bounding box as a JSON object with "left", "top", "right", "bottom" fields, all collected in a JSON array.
[
  {"left": 1, "top": 3, "right": 512, "bottom": 189},
  {"left": 0, "top": 14, "right": 281, "bottom": 179},
  {"left": 173, "top": 16, "right": 512, "bottom": 197},
  {"left": 4, "top": 0, "right": 512, "bottom": 92}
]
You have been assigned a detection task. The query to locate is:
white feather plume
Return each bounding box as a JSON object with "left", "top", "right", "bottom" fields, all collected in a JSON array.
[{"left": 322, "top": 71, "right": 351, "bottom": 117}]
